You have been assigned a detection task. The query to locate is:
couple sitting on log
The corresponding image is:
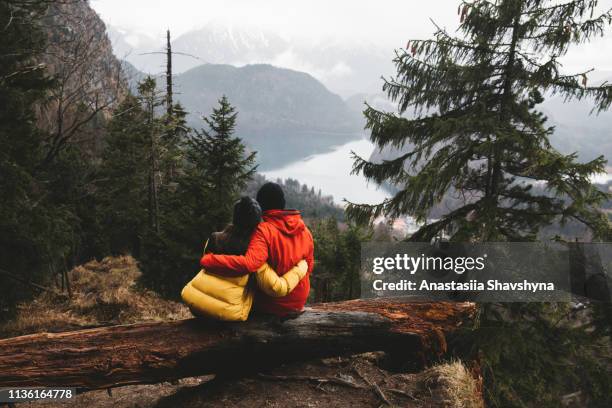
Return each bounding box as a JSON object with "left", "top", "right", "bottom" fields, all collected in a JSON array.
[{"left": 182, "top": 182, "right": 315, "bottom": 321}]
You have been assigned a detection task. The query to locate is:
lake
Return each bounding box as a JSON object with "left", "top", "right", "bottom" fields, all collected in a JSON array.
[
  {"left": 262, "top": 138, "right": 611, "bottom": 209},
  {"left": 262, "top": 138, "right": 391, "bottom": 206}
]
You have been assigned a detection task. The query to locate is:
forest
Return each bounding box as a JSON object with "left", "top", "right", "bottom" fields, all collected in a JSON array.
[
  {"left": 1, "top": 0, "right": 611, "bottom": 407},
  {"left": 0, "top": 0, "right": 365, "bottom": 310}
]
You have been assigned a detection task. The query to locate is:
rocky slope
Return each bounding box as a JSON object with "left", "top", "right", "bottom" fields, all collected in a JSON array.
[{"left": 35, "top": 0, "right": 127, "bottom": 156}]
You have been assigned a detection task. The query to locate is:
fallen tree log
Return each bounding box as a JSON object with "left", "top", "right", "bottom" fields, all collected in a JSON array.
[{"left": 0, "top": 298, "right": 475, "bottom": 390}]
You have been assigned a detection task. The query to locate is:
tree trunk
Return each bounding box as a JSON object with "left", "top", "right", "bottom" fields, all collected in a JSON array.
[
  {"left": 166, "top": 29, "right": 173, "bottom": 118},
  {"left": 0, "top": 298, "right": 475, "bottom": 390}
]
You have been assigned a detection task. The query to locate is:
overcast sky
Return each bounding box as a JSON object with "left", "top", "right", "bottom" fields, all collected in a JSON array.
[
  {"left": 91, "top": 0, "right": 612, "bottom": 73},
  {"left": 91, "top": 0, "right": 460, "bottom": 42}
]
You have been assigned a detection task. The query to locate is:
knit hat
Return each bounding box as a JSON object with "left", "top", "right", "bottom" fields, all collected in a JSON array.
[{"left": 256, "top": 182, "right": 286, "bottom": 211}]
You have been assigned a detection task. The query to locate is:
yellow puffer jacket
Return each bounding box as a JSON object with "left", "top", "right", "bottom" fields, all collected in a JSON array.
[{"left": 181, "top": 260, "right": 308, "bottom": 321}]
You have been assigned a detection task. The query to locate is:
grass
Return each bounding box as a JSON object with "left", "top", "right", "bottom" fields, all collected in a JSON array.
[
  {"left": 421, "top": 360, "right": 484, "bottom": 408},
  {"left": 0, "top": 255, "right": 191, "bottom": 338}
]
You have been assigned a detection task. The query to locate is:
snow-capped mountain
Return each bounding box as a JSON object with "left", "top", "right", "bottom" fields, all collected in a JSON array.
[
  {"left": 106, "top": 21, "right": 395, "bottom": 97},
  {"left": 171, "top": 20, "right": 289, "bottom": 72}
]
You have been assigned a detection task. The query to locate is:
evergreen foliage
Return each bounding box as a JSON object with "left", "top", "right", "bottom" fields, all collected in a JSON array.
[
  {"left": 140, "top": 96, "right": 257, "bottom": 296},
  {"left": 346, "top": 1, "right": 612, "bottom": 405},
  {"left": 184, "top": 96, "right": 257, "bottom": 231},
  {"left": 244, "top": 175, "right": 344, "bottom": 221},
  {"left": 136, "top": 77, "right": 165, "bottom": 233},
  {"left": 347, "top": 0, "right": 612, "bottom": 242},
  {"left": 0, "top": 0, "right": 68, "bottom": 314},
  {"left": 1, "top": 1, "right": 128, "bottom": 316},
  {"left": 161, "top": 102, "right": 189, "bottom": 181},
  {"left": 308, "top": 218, "right": 371, "bottom": 302},
  {"left": 453, "top": 302, "right": 612, "bottom": 407},
  {"left": 97, "top": 94, "right": 150, "bottom": 255}
]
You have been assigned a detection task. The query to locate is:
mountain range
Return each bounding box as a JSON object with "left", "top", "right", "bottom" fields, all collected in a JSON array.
[
  {"left": 107, "top": 22, "right": 395, "bottom": 98},
  {"left": 122, "top": 61, "right": 364, "bottom": 169},
  {"left": 110, "top": 21, "right": 611, "bottom": 173}
]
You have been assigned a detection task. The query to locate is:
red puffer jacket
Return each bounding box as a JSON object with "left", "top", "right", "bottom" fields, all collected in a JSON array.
[{"left": 200, "top": 209, "right": 314, "bottom": 316}]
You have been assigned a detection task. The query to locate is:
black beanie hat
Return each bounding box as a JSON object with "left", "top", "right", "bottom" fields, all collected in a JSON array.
[
  {"left": 233, "top": 197, "right": 262, "bottom": 231},
  {"left": 256, "top": 182, "right": 286, "bottom": 211}
]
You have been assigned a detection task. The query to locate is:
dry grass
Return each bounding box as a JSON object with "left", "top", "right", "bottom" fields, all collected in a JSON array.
[
  {"left": 421, "top": 360, "right": 484, "bottom": 408},
  {"left": 0, "top": 255, "right": 191, "bottom": 338}
]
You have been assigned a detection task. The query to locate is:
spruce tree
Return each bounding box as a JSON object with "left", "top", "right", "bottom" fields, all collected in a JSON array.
[
  {"left": 97, "top": 94, "right": 150, "bottom": 255},
  {"left": 183, "top": 96, "right": 257, "bottom": 231},
  {"left": 140, "top": 96, "right": 256, "bottom": 296},
  {"left": 347, "top": 0, "right": 612, "bottom": 242},
  {"left": 161, "top": 102, "right": 188, "bottom": 182},
  {"left": 345, "top": 1, "right": 612, "bottom": 405},
  {"left": 309, "top": 219, "right": 371, "bottom": 302}
]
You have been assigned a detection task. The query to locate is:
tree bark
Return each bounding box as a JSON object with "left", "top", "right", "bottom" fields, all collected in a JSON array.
[{"left": 0, "top": 298, "right": 475, "bottom": 390}]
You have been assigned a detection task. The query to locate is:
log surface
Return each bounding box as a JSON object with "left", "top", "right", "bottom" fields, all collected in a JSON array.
[{"left": 0, "top": 298, "right": 475, "bottom": 390}]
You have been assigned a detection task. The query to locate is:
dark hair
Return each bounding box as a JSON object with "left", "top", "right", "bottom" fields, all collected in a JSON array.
[
  {"left": 233, "top": 196, "right": 262, "bottom": 230},
  {"left": 256, "top": 182, "right": 286, "bottom": 211},
  {"left": 208, "top": 197, "right": 262, "bottom": 255}
]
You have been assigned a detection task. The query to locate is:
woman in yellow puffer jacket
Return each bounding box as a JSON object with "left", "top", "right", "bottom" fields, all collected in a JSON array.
[{"left": 181, "top": 197, "right": 308, "bottom": 321}]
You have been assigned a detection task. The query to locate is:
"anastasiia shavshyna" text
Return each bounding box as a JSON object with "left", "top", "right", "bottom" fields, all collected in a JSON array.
[{"left": 373, "top": 279, "right": 555, "bottom": 292}]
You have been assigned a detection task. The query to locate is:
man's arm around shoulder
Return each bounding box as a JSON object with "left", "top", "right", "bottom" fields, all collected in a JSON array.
[{"left": 200, "top": 225, "right": 269, "bottom": 276}]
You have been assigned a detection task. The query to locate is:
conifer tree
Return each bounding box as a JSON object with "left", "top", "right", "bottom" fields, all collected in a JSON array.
[
  {"left": 97, "top": 94, "right": 149, "bottom": 255},
  {"left": 0, "top": 0, "right": 74, "bottom": 311},
  {"left": 140, "top": 96, "right": 256, "bottom": 295},
  {"left": 347, "top": 0, "right": 612, "bottom": 242},
  {"left": 137, "top": 76, "right": 165, "bottom": 233},
  {"left": 309, "top": 219, "right": 371, "bottom": 302},
  {"left": 183, "top": 96, "right": 257, "bottom": 231},
  {"left": 161, "top": 102, "right": 188, "bottom": 182},
  {"left": 345, "top": 1, "right": 612, "bottom": 404}
]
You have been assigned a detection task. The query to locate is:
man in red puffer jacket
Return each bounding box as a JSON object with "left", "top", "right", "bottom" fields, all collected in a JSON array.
[{"left": 200, "top": 182, "right": 314, "bottom": 317}]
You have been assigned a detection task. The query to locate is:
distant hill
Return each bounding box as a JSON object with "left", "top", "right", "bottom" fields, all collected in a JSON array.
[{"left": 153, "top": 63, "right": 365, "bottom": 169}]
